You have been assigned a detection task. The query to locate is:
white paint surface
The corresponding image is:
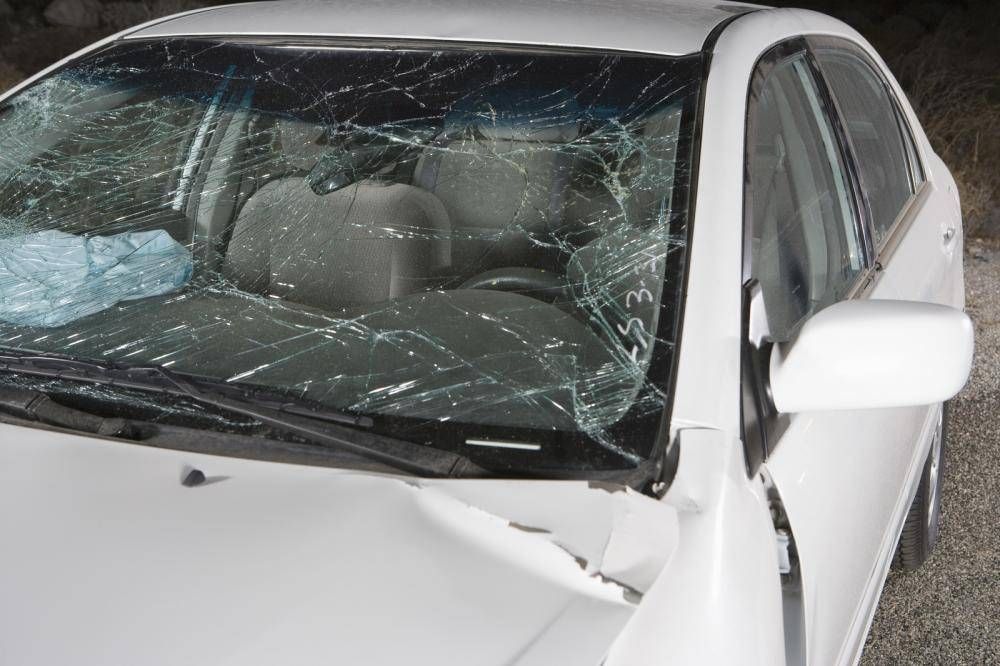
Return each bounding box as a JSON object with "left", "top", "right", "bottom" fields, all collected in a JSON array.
[
  {"left": 126, "top": 0, "right": 765, "bottom": 57},
  {"left": 0, "top": 423, "right": 678, "bottom": 666},
  {"left": 770, "top": 299, "right": 973, "bottom": 412},
  {"left": 0, "top": 3, "right": 974, "bottom": 665}
]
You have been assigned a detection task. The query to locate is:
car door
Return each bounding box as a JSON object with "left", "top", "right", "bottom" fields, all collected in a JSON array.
[
  {"left": 740, "top": 40, "right": 938, "bottom": 665},
  {"left": 808, "top": 36, "right": 962, "bottom": 309}
]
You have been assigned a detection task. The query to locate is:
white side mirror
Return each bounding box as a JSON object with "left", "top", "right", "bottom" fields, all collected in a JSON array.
[{"left": 770, "top": 299, "right": 974, "bottom": 413}]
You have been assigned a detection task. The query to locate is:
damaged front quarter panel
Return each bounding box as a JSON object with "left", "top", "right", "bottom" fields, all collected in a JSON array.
[
  {"left": 425, "top": 478, "right": 680, "bottom": 598},
  {"left": 604, "top": 428, "right": 786, "bottom": 666}
]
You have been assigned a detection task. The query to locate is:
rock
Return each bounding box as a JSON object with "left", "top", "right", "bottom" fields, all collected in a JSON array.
[
  {"left": 43, "top": 0, "right": 103, "bottom": 28},
  {"left": 0, "top": 0, "right": 13, "bottom": 17}
]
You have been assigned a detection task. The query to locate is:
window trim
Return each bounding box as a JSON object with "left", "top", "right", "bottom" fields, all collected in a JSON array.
[
  {"left": 739, "top": 38, "right": 875, "bottom": 474},
  {"left": 806, "top": 36, "right": 928, "bottom": 267},
  {"left": 741, "top": 39, "right": 873, "bottom": 287},
  {"left": 740, "top": 40, "right": 812, "bottom": 474},
  {"left": 870, "top": 179, "right": 932, "bottom": 271}
]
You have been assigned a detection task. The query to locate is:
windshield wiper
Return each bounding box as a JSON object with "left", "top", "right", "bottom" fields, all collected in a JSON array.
[
  {"left": 0, "top": 352, "right": 368, "bottom": 425},
  {"left": 0, "top": 385, "right": 135, "bottom": 438},
  {"left": 0, "top": 350, "right": 486, "bottom": 478}
]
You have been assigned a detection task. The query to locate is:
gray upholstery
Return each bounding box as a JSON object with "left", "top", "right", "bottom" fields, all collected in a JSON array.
[
  {"left": 623, "top": 105, "right": 682, "bottom": 227},
  {"left": 276, "top": 118, "right": 328, "bottom": 172},
  {"left": 441, "top": 88, "right": 582, "bottom": 143},
  {"left": 564, "top": 227, "right": 669, "bottom": 424},
  {"left": 415, "top": 141, "right": 573, "bottom": 274},
  {"left": 413, "top": 95, "right": 580, "bottom": 276},
  {"left": 223, "top": 118, "right": 451, "bottom": 310},
  {"left": 224, "top": 179, "right": 450, "bottom": 309}
]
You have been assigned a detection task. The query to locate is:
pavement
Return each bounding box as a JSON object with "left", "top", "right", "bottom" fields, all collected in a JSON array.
[{"left": 861, "top": 238, "right": 1000, "bottom": 664}]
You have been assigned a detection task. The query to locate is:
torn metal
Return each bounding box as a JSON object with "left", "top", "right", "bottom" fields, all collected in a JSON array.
[
  {"left": 424, "top": 478, "right": 679, "bottom": 594},
  {"left": 0, "top": 38, "right": 700, "bottom": 476}
]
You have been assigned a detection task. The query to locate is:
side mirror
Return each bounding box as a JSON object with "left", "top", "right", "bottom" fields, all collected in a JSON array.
[{"left": 770, "top": 300, "right": 974, "bottom": 413}]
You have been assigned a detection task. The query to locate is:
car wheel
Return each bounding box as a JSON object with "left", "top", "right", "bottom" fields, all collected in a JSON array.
[{"left": 893, "top": 403, "right": 947, "bottom": 571}]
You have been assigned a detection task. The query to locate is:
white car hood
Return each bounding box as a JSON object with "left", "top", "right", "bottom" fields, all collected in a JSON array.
[{"left": 0, "top": 423, "right": 678, "bottom": 666}]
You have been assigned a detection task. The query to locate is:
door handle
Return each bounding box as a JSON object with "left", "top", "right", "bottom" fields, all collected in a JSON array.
[{"left": 943, "top": 226, "right": 956, "bottom": 246}]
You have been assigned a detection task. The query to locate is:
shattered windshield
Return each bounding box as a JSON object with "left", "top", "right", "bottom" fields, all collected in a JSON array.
[{"left": 0, "top": 38, "right": 701, "bottom": 475}]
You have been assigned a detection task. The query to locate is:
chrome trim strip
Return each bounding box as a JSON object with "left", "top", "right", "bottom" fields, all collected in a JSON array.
[{"left": 874, "top": 181, "right": 932, "bottom": 268}]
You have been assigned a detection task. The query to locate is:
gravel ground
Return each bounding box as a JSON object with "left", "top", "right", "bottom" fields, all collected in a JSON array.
[{"left": 861, "top": 238, "right": 1000, "bottom": 665}]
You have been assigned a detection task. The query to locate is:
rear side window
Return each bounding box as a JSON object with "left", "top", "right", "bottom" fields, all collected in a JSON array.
[
  {"left": 814, "top": 49, "right": 920, "bottom": 247},
  {"left": 746, "top": 51, "right": 864, "bottom": 341}
]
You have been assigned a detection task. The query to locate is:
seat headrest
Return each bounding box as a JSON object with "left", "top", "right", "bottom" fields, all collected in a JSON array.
[
  {"left": 277, "top": 118, "right": 328, "bottom": 172},
  {"left": 445, "top": 89, "right": 581, "bottom": 143}
]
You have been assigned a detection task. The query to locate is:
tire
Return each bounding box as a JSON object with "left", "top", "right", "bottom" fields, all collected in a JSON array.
[{"left": 893, "top": 403, "right": 947, "bottom": 571}]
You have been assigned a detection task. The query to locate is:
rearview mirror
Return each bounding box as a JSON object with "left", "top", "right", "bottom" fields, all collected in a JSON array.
[{"left": 769, "top": 300, "right": 974, "bottom": 413}]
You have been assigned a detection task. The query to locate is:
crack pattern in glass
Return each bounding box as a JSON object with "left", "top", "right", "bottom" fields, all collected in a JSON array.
[{"left": 0, "top": 39, "right": 701, "bottom": 476}]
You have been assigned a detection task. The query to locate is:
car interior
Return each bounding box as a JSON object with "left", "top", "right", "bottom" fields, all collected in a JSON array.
[
  {"left": 212, "top": 96, "right": 681, "bottom": 320},
  {"left": 0, "top": 52, "right": 689, "bottom": 436},
  {"left": 170, "top": 89, "right": 685, "bottom": 378}
]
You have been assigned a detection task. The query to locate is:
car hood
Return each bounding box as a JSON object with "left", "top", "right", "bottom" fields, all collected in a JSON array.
[{"left": 0, "top": 423, "right": 679, "bottom": 666}]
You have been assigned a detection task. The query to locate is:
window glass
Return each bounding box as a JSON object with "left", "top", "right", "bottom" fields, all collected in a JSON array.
[
  {"left": 0, "top": 39, "right": 704, "bottom": 473},
  {"left": 747, "top": 52, "right": 863, "bottom": 341},
  {"left": 815, "top": 49, "right": 918, "bottom": 246}
]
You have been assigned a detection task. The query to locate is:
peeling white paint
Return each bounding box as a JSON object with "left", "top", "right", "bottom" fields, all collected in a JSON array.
[{"left": 425, "top": 479, "right": 679, "bottom": 595}]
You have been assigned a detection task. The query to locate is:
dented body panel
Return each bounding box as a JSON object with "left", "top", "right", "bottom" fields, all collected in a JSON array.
[{"left": 607, "top": 429, "right": 786, "bottom": 665}]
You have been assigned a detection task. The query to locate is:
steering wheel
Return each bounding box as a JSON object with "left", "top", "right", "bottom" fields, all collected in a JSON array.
[{"left": 458, "top": 267, "right": 571, "bottom": 305}]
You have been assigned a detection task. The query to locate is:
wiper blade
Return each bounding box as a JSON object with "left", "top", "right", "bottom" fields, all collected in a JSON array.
[
  {"left": 0, "top": 353, "right": 369, "bottom": 426},
  {"left": 0, "top": 350, "right": 486, "bottom": 478}
]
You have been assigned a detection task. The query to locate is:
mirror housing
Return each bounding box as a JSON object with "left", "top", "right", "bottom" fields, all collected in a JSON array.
[{"left": 769, "top": 299, "right": 974, "bottom": 413}]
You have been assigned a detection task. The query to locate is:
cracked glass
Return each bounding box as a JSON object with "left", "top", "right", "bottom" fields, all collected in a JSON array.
[{"left": 0, "top": 38, "right": 701, "bottom": 476}]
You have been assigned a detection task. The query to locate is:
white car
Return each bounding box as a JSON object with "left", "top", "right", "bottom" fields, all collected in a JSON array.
[{"left": 0, "top": 1, "right": 973, "bottom": 664}]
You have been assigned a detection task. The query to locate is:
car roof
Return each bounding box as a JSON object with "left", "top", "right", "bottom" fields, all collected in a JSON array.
[{"left": 126, "top": 0, "right": 769, "bottom": 57}]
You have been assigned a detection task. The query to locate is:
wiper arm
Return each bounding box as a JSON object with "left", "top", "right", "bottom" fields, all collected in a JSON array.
[
  {"left": 0, "top": 385, "right": 134, "bottom": 438},
  {"left": 0, "top": 351, "right": 486, "bottom": 478}
]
